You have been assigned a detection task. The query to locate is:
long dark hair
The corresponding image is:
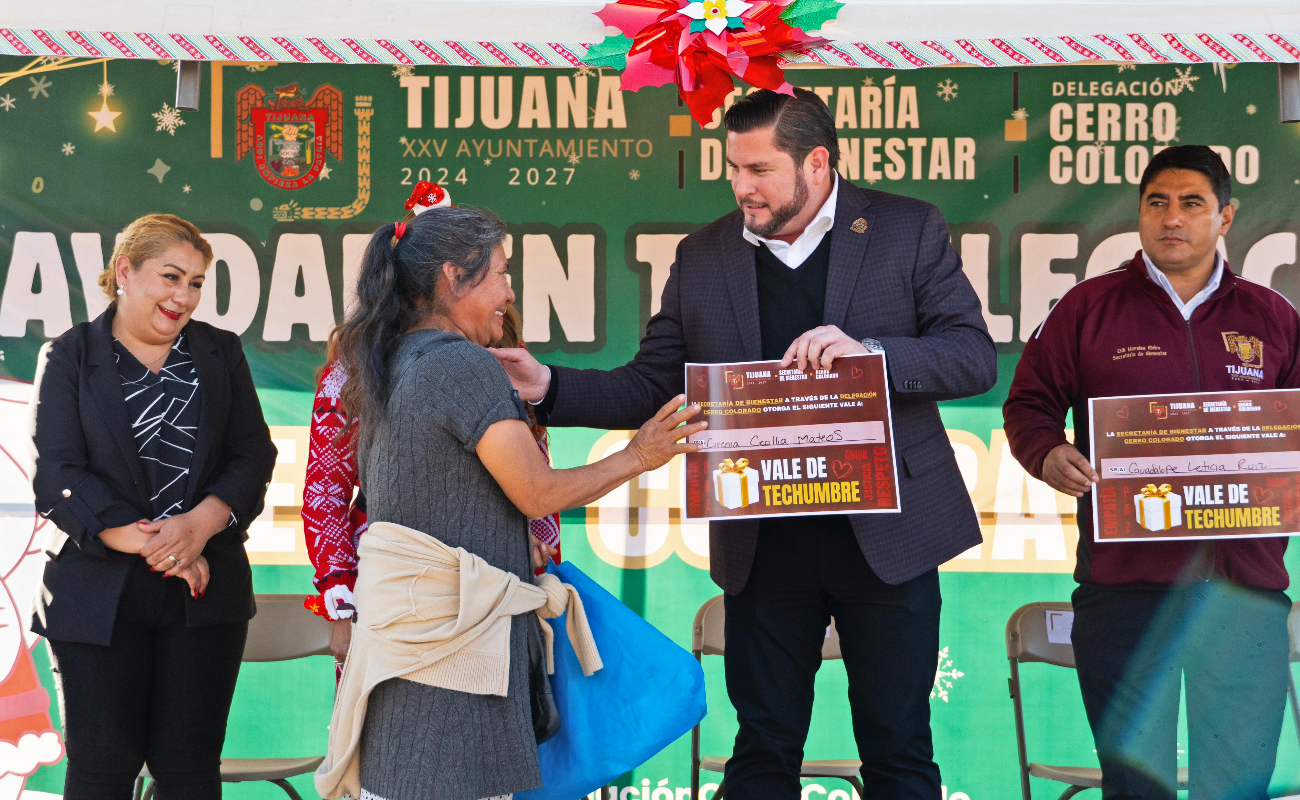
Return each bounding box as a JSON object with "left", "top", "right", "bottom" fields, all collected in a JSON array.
[{"left": 334, "top": 206, "right": 506, "bottom": 448}]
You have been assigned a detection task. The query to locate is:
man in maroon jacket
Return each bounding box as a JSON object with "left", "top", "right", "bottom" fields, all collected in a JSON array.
[{"left": 1004, "top": 145, "right": 1299, "bottom": 799}]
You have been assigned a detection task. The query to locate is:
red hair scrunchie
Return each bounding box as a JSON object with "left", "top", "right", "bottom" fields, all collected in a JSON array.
[{"left": 393, "top": 221, "right": 407, "bottom": 242}]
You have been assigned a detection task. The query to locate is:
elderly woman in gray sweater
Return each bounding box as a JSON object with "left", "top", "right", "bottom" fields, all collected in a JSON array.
[{"left": 329, "top": 204, "right": 702, "bottom": 800}]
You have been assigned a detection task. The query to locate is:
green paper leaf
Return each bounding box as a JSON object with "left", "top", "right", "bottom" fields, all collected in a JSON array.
[
  {"left": 690, "top": 19, "right": 708, "bottom": 33},
  {"left": 584, "top": 34, "right": 632, "bottom": 70},
  {"left": 780, "top": 0, "right": 845, "bottom": 33}
]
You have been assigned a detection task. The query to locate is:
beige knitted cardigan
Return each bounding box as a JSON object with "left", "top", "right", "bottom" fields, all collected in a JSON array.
[{"left": 315, "top": 521, "right": 603, "bottom": 800}]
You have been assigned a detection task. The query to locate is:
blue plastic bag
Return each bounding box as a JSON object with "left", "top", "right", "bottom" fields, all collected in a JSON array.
[{"left": 518, "top": 561, "right": 707, "bottom": 800}]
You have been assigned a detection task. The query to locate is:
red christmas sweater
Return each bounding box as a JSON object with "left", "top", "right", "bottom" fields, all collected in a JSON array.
[
  {"left": 1004, "top": 254, "right": 1300, "bottom": 591},
  {"left": 303, "top": 363, "right": 561, "bottom": 619}
]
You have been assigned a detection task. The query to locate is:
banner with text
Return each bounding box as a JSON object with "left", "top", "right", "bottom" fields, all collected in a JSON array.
[{"left": 2, "top": 57, "right": 1300, "bottom": 800}]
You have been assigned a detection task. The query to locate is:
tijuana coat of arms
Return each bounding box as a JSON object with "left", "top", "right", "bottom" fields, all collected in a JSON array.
[{"left": 235, "top": 82, "right": 343, "bottom": 190}]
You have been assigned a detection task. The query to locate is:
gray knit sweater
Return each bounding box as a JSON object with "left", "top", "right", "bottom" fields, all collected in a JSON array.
[{"left": 357, "top": 329, "right": 539, "bottom": 800}]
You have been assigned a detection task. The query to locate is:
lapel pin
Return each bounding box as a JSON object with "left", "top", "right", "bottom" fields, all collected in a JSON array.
[{"left": 850, "top": 218, "right": 868, "bottom": 234}]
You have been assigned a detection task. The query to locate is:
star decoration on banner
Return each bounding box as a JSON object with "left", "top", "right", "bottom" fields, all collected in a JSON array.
[
  {"left": 61, "top": 142, "right": 74, "bottom": 155},
  {"left": 147, "top": 158, "right": 171, "bottom": 183},
  {"left": 318, "top": 163, "right": 332, "bottom": 179},
  {"left": 28, "top": 76, "right": 51, "bottom": 99},
  {"left": 484, "top": 158, "right": 492, "bottom": 165},
  {"left": 88, "top": 99, "right": 122, "bottom": 132},
  {"left": 399, "top": 136, "right": 410, "bottom": 146},
  {"left": 0, "top": 94, "right": 14, "bottom": 111},
  {"left": 862, "top": 76, "right": 875, "bottom": 87},
  {"left": 182, "top": 184, "right": 191, "bottom": 193}
]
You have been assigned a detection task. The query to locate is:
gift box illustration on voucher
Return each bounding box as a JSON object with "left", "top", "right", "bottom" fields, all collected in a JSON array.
[
  {"left": 714, "top": 457, "right": 759, "bottom": 510},
  {"left": 1133, "top": 483, "right": 1183, "bottom": 532}
]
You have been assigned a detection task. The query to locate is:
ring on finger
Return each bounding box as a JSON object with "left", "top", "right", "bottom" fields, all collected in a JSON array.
[{"left": 167, "top": 554, "right": 180, "bottom": 566}]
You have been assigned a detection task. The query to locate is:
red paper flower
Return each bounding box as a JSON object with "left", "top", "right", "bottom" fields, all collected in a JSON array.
[{"left": 594, "top": 0, "right": 829, "bottom": 124}]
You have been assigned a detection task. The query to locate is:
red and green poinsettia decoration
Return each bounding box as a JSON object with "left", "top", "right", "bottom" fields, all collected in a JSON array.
[{"left": 585, "top": 0, "right": 844, "bottom": 124}]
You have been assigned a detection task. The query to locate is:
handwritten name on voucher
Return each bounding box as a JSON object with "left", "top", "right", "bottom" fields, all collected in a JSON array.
[
  {"left": 1089, "top": 389, "right": 1300, "bottom": 542},
  {"left": 682, "top": 355, "right": 900, "bottom": 520}
]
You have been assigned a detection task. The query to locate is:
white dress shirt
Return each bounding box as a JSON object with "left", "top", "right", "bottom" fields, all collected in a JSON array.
[
  {"left": 740, "top": 176, "right": 839, "bottom": 269},
  {"left": 1141, "top": 250, "right": 1224, "bottom": 321}
]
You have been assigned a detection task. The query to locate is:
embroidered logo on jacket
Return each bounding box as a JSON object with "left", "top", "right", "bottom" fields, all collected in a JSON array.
[{"left": 1222, "top": 331, "right": 1264, "bottom": 382}]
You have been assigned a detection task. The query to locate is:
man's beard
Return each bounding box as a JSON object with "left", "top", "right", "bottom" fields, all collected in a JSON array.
[{"left": 742, "top": 172, "right": 810, "bottom": 239}]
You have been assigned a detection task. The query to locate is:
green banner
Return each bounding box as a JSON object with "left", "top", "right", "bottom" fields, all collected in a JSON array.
[{"left": 1, "top": 56, "right": 1299, "bottom": 800}]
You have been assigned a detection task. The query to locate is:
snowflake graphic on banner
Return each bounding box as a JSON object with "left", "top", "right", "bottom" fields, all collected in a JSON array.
[
  {"left": 1012, "top": 108, "right": 1028, "bottom": 121},
  {"left": 629, "top": 169, "right": 641, "bottom": 180},
  {"left": 862, "top": 76, "right": 875, "bottom": 87},
  {"left": 98, "top": 81, "right": 114, "bottom": 98},
  {"left": 27, "top": 76, "right": 50, "bottom": 99},
  {"left": 574, "top": 66, "right": 597, "bottom": 78},
  {"left": 153, "top": 103, "right": 185, "bottom": 135},
  {"left": 1167, "top": 67, "right": 1199, "bottom": 96},
  {"left": 931, "top": 647, "right": 964, "bottom": 703},
  {"left": 936, "top": 79, "right": 958, "bottom": 102},
  {"left": 568, "top": 154, "right": 582, "bottom": 165},
  {"left": 0, "top": 94, "right": 14, "bottom": 112},
  {"left": 391, "top": 65, "right": 414, "bottom": 79},
  {"left": 60, "top": 143, "right": 74, "bottom": 155},
  {"left": 1156, "top": 113, "right": 1181, "bottom": 143},
  {"left": 1247, "top": 104, "right": 1258, "bottom": 115}
]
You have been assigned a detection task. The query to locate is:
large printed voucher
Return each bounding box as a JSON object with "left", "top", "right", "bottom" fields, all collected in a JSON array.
[
  {"left": 1089, "top": 389, "right": 1300, "bottom": 542},
  {"left": 682, "top": 355, "right": 900, "bottom": 520}
]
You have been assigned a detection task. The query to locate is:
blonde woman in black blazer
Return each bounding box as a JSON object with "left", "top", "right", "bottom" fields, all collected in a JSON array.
[{"left": 29, "top": 214, "right": 277, "bottom": 800}]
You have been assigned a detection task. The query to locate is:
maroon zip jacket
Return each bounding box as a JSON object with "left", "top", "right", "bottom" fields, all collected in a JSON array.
[{"left": 1004, "top": 253, "right": 1300, "bottom": 590}]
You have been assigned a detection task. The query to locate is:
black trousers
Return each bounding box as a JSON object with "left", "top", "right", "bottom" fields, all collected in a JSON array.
[
  {"left": 46, "top": 560, "right": 248, "bottom": 800},
  {"left": 1071, "top": 580, "right": 1290, "bottom": 800},
  {"left": 722, "top": 520, "right": 943, "bottom": 799}
]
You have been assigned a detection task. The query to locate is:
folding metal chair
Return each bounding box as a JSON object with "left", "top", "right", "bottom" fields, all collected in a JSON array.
[
  {"left": 1006, "top": 601, "right": 1188, "bottom": 800},
  {"left": 689, "top": 595, "right": 865, "bottom": 800},
  {"left": 134, "top": 594, "right": 334, "bottom": 800}
]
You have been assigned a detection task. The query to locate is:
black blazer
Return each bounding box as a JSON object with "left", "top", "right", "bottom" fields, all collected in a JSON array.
[
  {"left": 546, "top": 181, "right": 998, "bottom": 593},
  {"left": 29, "top": 310, "right": 277, "bottom": 645}
]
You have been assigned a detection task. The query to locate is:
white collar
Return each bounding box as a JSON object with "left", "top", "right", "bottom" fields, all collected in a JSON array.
[
  {"left": 1141, "top": 250, "right": 1224, "bottom": 321},
  {"left": 740, "top": 176, "right": 839, "bottom": 263}
]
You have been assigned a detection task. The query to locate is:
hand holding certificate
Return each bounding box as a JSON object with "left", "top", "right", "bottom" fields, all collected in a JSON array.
[
  {"left": 683, "top": 354, "right": 900, "bottom": 520},
  {"left": 1089, "top": 388, "right": 1300, "bottom": 541}
]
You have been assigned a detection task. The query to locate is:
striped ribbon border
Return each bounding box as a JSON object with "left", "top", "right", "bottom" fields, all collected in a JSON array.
[{"left": 0, "top": 30, "right": 1296, "bottom": 68}]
